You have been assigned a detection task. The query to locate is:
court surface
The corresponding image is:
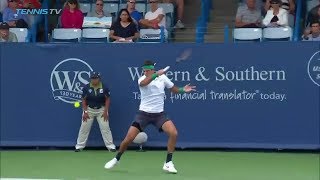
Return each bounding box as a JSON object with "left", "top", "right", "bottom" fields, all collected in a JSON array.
[{"left": 0, "top": 150, "right": 319, "bottom": 180}]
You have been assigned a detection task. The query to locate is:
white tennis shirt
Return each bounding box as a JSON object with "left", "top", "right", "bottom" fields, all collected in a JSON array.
[
  {"left": 144, "top": 7, "right": 166, "bottom": 28},
  {"left": 138, "top": 74, "right": 174, "bottom": 113}
]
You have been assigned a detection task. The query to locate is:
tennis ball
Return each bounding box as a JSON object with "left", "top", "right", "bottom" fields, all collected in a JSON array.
[{"left": 74, "top": 102, "right": 80, "bottom": 108}]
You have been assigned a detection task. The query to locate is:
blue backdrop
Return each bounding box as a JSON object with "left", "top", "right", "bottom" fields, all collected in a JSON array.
[{"left": 0, "top": 42, "right": 319, "bottom": 150}]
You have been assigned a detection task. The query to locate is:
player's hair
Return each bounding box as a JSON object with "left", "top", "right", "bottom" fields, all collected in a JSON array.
[{"left": 143, "top": 60, "right": 155, "bottom": 66}]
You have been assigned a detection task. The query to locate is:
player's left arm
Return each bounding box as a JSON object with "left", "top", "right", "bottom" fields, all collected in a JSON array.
[
  {"left": 163, "top": 76, "right": 196, "bottom": 94},
  {"left": 170, "top": 84, "right": 196, "bottom": 94}
]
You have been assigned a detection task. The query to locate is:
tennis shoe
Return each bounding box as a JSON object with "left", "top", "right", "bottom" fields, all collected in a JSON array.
[
  {"left": 104, "top": 158, "right": 119, "bottom": 169},
  {"left": 162, "top": 161, "right": 177, "bottom": 174}
]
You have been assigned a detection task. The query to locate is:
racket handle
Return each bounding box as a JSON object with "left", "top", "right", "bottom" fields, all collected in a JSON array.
[{"left": 163, "top": 66, "right": 170, "bottom": 72}]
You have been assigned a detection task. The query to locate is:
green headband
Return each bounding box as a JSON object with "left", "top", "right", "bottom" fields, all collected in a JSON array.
[{"left": 142, "top": 65, "right": 155, "bottom": 70}]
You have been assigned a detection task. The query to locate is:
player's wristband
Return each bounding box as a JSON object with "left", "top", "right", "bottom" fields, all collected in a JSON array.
[
  {"left": 179, "top": 87, "right": 185, "bottom": 93},
  {"left": 151, "top": 73, "right": 158, "bottom": 80}
]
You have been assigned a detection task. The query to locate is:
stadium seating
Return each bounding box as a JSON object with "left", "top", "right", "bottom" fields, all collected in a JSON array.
[
  {"left": 78, "top": 0, "right": 92, "bottom": 2},
  {"left": 307, "top": 0, "right": 319, "bottom": 11},
  {"left": 139, "top": 28, "right": 167, "bottom": 42},
  {"left": 233, "top": 28, "right": 262, "bottom": 42},
  {"left": 262, "top": 27, "right": 293, "bottom": 41},
  {"left": 80, "top": 2, "right": 92, "bottom": 15},
  {"left": 102, "top": 3, "right": 119, "bottom": 17},
  {"left": 81, "top": 28, "right": 110, "bottom": 42},
  {"left": 121, "top": 0, "right": 147, "bottom": 3},
  {"left": 52, "top": 28, "right": 82, "bottom": 42},
  {"left": 52, "top": 0, "right": 177, "bottom": 43},
  {"left": 104, "top": 0, "right": 120, "bottom": 3},
  {"left": 9, "top": 28, "right": 29, "bottom": 42}
]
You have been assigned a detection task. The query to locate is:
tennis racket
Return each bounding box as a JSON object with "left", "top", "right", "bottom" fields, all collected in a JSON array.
[{"left": 159, "top": 48, "right": 193, "bottom": 72}]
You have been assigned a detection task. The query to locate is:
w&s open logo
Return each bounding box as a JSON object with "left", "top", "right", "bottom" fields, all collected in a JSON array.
[
  {"left": 50, "top": 58, "right": 93, "bottom": 104},
  {"left": 308, "top": 51, "right": 320, "bottom": 86}
]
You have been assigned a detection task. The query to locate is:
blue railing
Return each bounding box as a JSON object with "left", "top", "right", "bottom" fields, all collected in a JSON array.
[
  {"left": 196, "top": 0, "right": 212, "bottom": 43},
  {"left": 160, "top": 26, "right": 165, "bottom": 42},
  {"left": 224, "top": 25, "right": 229, "bottom": 43},
  {"left": 43, "top": 0, "right": 49, "bottom": 42},
  {"left": 293, "top": 0, "right": 302, "bottom": 41}
]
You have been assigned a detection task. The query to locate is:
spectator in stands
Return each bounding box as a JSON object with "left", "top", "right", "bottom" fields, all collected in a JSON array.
[
  {"left": 306, "top": 5, "right": 320, "bottom": 27},
  {"left": 262, "top": 0, "right": 288, "bottom": 27},
  {"left": 162, "top": 0, "right": 185, "bottom": 29},
  {"left": 235, "top": 0, "right": 262, "bottom": 28},
  {"left": 18, "top": 0, "right": 41, "bottom": 9},
  {"left": 60, "top": 0, "right": 83, "bottom": 29},
  {"left": 109, "top": 9, "right": 139, "bottom": 42},
  {"left": 264, "top": 0, "right": 295, "bottom": 14},
  {"left": 127, "top": 0, "right": 142, "bottom": 25},
  {"left": 2, "top": 0, "right": 28, "bottom": 28},
  {"left": 18, "top": 0, "right": 42, "bottom": 29},
  {"left": 87, "top": 0, "right": 111, "bottom": 18},
  {"left": 0, "top": 0, "right": 8, "bottom": 13},
  {"left": 302, "top": 20, "right": 320, "bottom": 41},
  {"left": 139, "top": 0, "right": 166, "bottom": 29},
  {"left": 304, "top": 6, "right": 320, "bottom": 38},
  {"left": 0, "top": 22, "right": 17, "bottom": 42}
]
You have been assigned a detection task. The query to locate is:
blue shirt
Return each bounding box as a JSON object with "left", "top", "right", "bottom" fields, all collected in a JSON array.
[
  {"left": 2, "top": 7, "right": 28, "bottom": 23},
  {"left": 130, "top": 10, "right": 142, "bottom": 24},
  {"left": 82, "top": 82, "right": 110, "bottom": 109}
]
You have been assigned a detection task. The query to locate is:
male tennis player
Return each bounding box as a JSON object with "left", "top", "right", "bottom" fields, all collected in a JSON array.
[{"left": 104, "top": 60, "right": 196, "bottom": 174}]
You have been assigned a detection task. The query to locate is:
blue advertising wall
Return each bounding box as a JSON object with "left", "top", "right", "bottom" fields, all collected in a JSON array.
[{"left": 0, "top": 42, "right": 319, "bottom": 150}]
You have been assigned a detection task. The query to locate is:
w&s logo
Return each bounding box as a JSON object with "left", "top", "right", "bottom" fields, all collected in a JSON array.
[
  {"left": 50, "top": 58, "right": 93, "bottom": 104},
  {"left": 308, "top": 51, "right": 320, "bottom": 86}
]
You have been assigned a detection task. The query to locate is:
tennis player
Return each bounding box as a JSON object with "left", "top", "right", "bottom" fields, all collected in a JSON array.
[{"left": 104, "top": 60, "right": 196, "bottom": 173}]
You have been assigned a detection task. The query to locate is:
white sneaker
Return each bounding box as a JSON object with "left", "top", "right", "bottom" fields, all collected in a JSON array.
[
  {"left": 107, "top": 147, "right": 116, "bottom": 152},
  {"left": 162, "top": 161, "right": 178, "bottom": 174},
  {"left": 174, "top": 20, "right": 185, "bottom": 29},
  {"left": 104, "top": 158, "right": 119, "bottom": 169}
]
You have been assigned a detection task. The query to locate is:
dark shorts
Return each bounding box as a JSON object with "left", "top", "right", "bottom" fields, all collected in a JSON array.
[{"left": 132, "top": 111, "right": 170, "bottom": 132}]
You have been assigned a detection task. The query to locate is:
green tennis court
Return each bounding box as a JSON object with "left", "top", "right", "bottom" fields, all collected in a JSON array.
[{"left": 0, "top": 150, "right": 319, "bottom": 180}]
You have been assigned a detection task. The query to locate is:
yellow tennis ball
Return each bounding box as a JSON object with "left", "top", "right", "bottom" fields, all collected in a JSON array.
[{"left": 74, "top": 102, "right": 80, "bottom": 108}]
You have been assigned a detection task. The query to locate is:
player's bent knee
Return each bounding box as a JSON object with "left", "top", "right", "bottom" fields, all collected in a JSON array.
[
  {"left": 167, "top": 128, "right": 178, "bottom": 137},
  {"left": 124, "top": 125, "right": 141, "bottom": 143},
  {"left": 171, "top": 129, "right": 178, "bottom": 137}
]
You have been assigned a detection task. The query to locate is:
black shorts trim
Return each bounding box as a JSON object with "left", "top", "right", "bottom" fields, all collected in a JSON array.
[
  {"left": 131, "top": 121, "right": 142, "bottom": 132},
  {"left": 158, "top": 119, "right": 170, "bottom": 132}
]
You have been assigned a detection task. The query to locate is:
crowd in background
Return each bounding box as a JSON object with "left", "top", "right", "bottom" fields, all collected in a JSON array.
[
  {"left": 235, "top": 0, "right": 319, "bottom": 41},
  {"left": 0, "top": 0, "right": 319, "bottom": 42}
]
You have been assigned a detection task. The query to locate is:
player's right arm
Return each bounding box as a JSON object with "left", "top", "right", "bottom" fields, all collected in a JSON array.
[
  {"left": 139, "top": 75, "right": 154, "bottom": 87},
  {"left": 139, "top": 69, "right": 166, "bottom": 87}
]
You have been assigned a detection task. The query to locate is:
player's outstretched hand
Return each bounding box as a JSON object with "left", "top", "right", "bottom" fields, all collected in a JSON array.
[{"left": 183, "top": 83, "right": 196, "bottom": 93}]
